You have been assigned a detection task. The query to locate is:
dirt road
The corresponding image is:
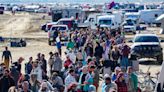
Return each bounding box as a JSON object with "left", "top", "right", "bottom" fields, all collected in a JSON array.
[{"left": 0, "top": 12, "right": 163, "bottom": 91}]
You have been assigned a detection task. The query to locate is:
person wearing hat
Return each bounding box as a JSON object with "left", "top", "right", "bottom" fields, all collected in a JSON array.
[
  {"left": 115, "top": 72, "right": 128, "bottom": 92},
  {"left": 102, "top": 74, "right": 117, "bottom": 92}
]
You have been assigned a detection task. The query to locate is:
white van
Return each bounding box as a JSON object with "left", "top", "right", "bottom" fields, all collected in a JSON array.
[{"left": 97, "top": 15, "right": 121, "bottom": 29}]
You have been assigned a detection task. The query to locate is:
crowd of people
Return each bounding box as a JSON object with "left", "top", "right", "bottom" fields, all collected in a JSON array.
[{"left": 0, "top": 27, "right": 139, "bottom": 92}]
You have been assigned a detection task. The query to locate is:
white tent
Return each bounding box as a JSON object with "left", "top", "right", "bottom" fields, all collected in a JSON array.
[{"left": 156, "top": 14, "right": 164, "bottom": 34}]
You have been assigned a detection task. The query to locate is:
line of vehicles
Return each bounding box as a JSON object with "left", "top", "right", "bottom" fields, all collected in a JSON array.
[{"left": 41, "top": 8, "right": 164, "bottom": 45}]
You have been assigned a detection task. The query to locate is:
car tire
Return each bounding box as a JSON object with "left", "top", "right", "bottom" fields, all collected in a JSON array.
[{"left": 157, "top": 54, "right": 163, "bottom": 64}]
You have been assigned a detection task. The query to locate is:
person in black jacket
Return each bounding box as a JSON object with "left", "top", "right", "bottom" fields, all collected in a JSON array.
[
  {"left": 13, "top": 57, "right": 24, "bottom": 74},
  {"left": 0, "top": 69, "right": 15, "bottom": 92},
  {"left": 85, "top": 43, "right": 94, "bottom": 57},
  {"left": 94, "top": 42, "right": 104, "bottom": 61}
]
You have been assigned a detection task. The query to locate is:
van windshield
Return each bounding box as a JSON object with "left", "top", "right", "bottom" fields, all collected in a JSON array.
[
  {"left": 99, "top": 20, "right": 112, "bottom": 25},
  {"left": 125, "top": 20, "right": 135, "bottom": 26}
]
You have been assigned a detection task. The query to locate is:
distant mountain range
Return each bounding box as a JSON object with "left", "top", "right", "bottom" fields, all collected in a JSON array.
[{"left": 0, "top": 0, "right": 163, "bottom": 4}]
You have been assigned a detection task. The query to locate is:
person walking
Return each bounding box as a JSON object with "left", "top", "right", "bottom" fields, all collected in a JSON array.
[
  {"left": 120, "top": 44, "right": 130, "bottom": 69},
  {"left": 115, "top": 72, "right": 128, "bottom": 92},
  {"left": 127, "top": 66, "right": 138, "bottom": 92},
  {"left": 56, "top": 36, "right": 62, "bottom": 56},
  {"left": 52, "top": 52, "right": 62, "bottom": 74},
  {"left": 25, "top": 57, "right": 33, "bottom": 74},
  {"left": 48, "top": 52, "right": 54, "bottom": 74},
  {"left": 64, "top": 69, "right": 77, "bottom": 91},
  {"left": 102, "top": 74, "right": 117, "bottom": 92},
  {"left": 94, "top": 42, "right": 104, "bottom": 62},
  {"left": 13, "top": 57, "right": 24, "bottom": 74},
  {"left": 2, "top": 47, "right": 12, "bottom": 68},
  {"left": 78, "top": 66, "right": 93, "bottom": 92},
  {"left": 30, "top": 59, "right": 42, "bottom": 82},
  {"left": 0, "top": 69, "right": 15, "bottom": 92},
  {"left": 111, "top": 45, "right": 121, "bottom": 71}
]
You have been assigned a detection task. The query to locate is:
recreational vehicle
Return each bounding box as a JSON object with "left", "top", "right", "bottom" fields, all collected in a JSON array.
[
  {"left": 139, "top": 9, "right": 164, "bottom": 26},
  {"left": 51, "top": 8, "right": 85, "bottom": 22}
]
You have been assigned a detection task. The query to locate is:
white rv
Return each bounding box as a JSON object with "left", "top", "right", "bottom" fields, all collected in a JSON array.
[
  {"left": 85, "top": 12, "right": 122, "bottom": 30},
  {"left": 139, "top": 9, "right": 164, "bottom": 26}
]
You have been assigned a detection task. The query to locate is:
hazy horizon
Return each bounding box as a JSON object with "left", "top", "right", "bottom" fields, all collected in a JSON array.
[{"left": 0, "top": 0, "right": 163, "bottom": 4}]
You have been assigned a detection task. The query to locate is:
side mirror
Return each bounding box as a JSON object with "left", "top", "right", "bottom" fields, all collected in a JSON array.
[
  {"left": 112, "top": 23, "right": 114, "bottom": 26},
  {"left": 128, "top": 40, "right": 133, "bottom": 43},
  {"left": 95, "top": 23, "right": 97, "bottom": 26},
  {"left": 161, "top": 40, "right": 164, "bottom": 42}
]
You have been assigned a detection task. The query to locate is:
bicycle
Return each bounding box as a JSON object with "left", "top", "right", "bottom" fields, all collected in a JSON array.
[{"left": 137, "top": 66, "right": 159, "bottom": 92}]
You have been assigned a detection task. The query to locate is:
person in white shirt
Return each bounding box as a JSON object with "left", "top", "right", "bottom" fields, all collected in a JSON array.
[
  {"left": 30, "top": 59, "right": 42, "bottom": 82},
  {"left": 64, "top": 69, "right": 77, "bottom": 91},
  {"left": 67, "top": 50, "right": 76, "bottom": 64}
]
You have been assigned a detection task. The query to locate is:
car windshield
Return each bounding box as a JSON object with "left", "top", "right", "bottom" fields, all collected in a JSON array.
[
  {"left": 99, "top": 20, "right": 112, "bottom": 25},
  {"left": 134, "top": 36, "right": 159, "bottom": 42}
]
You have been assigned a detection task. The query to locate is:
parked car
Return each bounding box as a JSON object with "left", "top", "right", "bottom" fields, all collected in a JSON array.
[{"left": 130, "top": 34, "right": 163, "bottom": 64}]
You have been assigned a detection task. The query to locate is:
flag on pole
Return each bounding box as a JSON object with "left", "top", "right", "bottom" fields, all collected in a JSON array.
[{"left": 108, "top": 1, "right": 116, "bottom": 9}]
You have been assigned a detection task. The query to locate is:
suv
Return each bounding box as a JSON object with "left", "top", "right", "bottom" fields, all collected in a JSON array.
[{"left": 130, "top": 34, "right": 163, "bottom": 64}]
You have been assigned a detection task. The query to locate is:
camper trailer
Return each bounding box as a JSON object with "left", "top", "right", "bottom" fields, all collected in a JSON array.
[
  {"left": 51, "top": 8, "right": 85, "bottom": 22},
  {"left": 139, "top": 9, "right": 164, "bottom": 26}
]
